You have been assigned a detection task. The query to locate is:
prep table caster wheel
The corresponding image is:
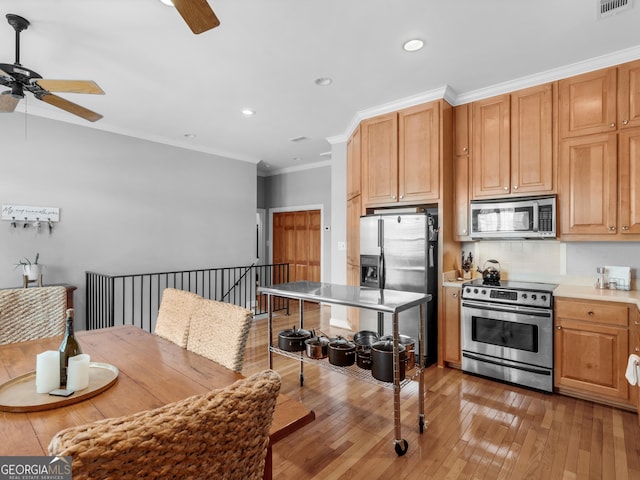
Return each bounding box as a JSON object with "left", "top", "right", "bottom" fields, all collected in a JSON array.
[
  {"left": 299, "top": 373, "right": 304, "bottom": 387},
  {"left": 394, "top": 439, "right": 408, "bottom": 456}
]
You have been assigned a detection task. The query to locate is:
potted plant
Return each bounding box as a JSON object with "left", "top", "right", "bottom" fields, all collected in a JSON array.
[{"left": 15, "top": 253, "right": 41, "bottom": 282}]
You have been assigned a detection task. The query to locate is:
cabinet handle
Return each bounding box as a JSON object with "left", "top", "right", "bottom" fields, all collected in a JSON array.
[
  {"left": 462, "top": 228, "right": 467, "bottom": 234},
  {"left": 636, "top": 347, "right": 640, "bottom": 353},
  {"left": 609, "top": 226, "right": 616, "bottom": 231},
  {"left": 622, "top": 226, "right": 629, "bottom": 231},
  {"left": 610, "top": 122, "right": 616, "bottom": 128},
  {"left": 635, "top": 321, "right": 640, "bottom": 325},
  {"left": 513, "top": 185, "right": 518, "bottom": 190},
  {"left": 588, "top": 311, "right": 594, "bottom": 316},
  {"left": 392, "top": 195, "right": 396, "bottom": 199},
  {"left": 463, "top": 147, "right": 468, "bottom": 153},
  {"left": 504, "top": 186, "right": 509, "bottom": 191},
  {"left": 623, "top": 120, "right": 629, "bottom": 125},
  {"left": 453, "top": 293, "right": 458, "bottom": 298},
  {"left": 399, "top": 195, "right": 404, "bottom": 199},
  {"left": 556, "top": 326, "right": 561, "bottom": 330}
]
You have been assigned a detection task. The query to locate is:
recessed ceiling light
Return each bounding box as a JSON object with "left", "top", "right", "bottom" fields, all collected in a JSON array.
[
  {"left": 314, "top": 77, "right": 333, "bottom": 86},
  {"left": 159, "top": 0, "right": 174, "bottom": 7},
  {"left": 242, "top": 108, "right": 256, "bottom": 116},
  {"left": 403, "top": 39, "right": 424, "bottom": 52}
]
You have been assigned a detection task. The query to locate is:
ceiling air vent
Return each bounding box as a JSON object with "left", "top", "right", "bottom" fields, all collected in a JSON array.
[{"left": 599, "top": 0, "right": 632, "bottom": 18}]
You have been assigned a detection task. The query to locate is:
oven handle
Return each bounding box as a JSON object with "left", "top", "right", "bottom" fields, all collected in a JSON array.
[
  {"left": 462, "top": 352, "right": 552, "bottom": 376},
  {"left": 461, "top": 300, "right": 552, "bottom": 318}
]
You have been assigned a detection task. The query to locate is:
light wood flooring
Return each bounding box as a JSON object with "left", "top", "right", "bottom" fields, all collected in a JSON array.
[{"left": 242, "top": 302, "right": 640, "bottom": 480}]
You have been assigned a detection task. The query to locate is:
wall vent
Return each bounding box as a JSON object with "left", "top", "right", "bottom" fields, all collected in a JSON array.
[{"left": 599, "top": 0, "right": 632, "bottom": 18}]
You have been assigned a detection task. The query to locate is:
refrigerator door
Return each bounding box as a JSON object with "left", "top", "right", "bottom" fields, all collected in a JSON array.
[
  {"left": 382, "top": 214, "right": 427, "bottom": 292},
  {"left": 359, "top": 215, "right": 381, "bottom": 257}
]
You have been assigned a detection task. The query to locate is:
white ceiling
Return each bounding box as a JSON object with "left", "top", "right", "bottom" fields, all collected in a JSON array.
[{"left": 2, "top": 0, "right": 640, "bottom": 175}]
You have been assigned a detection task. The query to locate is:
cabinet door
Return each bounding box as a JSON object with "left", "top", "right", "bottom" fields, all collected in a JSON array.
[
  {"left": 619, "top": 128, "right": 640, "bottom": 234},
  {"left": 454, "top": 104, "right": 470, "bottom": 157},
  {"left": 361, "top": 112, "right": 398, "bottom": 206},
  {"left": 346, "top": 126, "right": 361, "bottom": 200},
  {"left": 618, "top": 59, "right": 640, "bottom": 129},
  {"left": 559, "top": 67, "right": 617, "bottom": 138},
  {"left": 398, "top": 102, "right": 440, "bottom": 202},
  {"left": 443, "top": 286, "right": 461, "bottom": 365},
  {"left": 453, "top": 155, "right": 470, "bottom": 239},
  {"left": 511, "top": 83, "right": 554, "bottom": 194},
  {"left": 555, "top": 317, "right": 629, "bottom": 401},
  {"left": 346, "top": 195, "right": 361, "bottom": 266},
  {"left": 559, "top": 133, "right": 617, "bottom": 235},
  {"left": 472, "top": 94, "right": 511, "bottom": 198}
]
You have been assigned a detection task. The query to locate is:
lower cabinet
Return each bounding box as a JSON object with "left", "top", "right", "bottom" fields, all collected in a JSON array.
[
  {"left": 554, "top": 298, "right": 631, "bottom": 406},
  {"left": 442, "top": 286, "right": 462, "bottom": 367}
]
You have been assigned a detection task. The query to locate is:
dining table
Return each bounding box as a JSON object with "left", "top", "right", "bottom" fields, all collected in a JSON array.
[{"left": 0, "top": 325, "right": 315, "bottom": 480}]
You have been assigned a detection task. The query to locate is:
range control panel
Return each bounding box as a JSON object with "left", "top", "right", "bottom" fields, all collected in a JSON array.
[{"left": 461, "top": 285, "right": 553, "bottom": 309}]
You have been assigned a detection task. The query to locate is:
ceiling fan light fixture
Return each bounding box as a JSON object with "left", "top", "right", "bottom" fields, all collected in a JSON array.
[{"left": 403, "top": 39, "right": 424, "bottom": 52}]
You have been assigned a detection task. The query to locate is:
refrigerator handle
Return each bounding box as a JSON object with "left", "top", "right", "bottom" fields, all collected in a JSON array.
[
  {"left": 377, "top": 218, "right": 383, "bottom": 248},
  {"left": 380, "top": 251, "right": 385, "bottom": 288},
  {"left": 428, "top": 245, "right": 435, "bottom": 268}
]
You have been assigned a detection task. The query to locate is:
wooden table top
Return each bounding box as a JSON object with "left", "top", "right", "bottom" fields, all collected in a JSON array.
[{"left": 0, "top": 325, "right": 314, "bottom": 456}]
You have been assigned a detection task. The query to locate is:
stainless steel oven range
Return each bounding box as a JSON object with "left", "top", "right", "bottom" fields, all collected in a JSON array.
[{"left": 461, "top": 279, "right": 557, "bottom": 393}]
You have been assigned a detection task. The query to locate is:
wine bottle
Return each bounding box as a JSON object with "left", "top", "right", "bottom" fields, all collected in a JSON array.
[{"left": 58, "top": 308, "right": 82, "bottom": 387}]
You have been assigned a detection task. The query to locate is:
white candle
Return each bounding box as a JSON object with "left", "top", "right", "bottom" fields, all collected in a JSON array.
[
  {"left": 35, "top": 351, "right": 60, "bottom": 394},
  {"left": 66, "top": 354, "right": 91, "bottom": 391}
]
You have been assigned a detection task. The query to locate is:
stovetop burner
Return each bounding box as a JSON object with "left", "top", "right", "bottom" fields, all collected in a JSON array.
[{"left": 461, "top": 278, "right": 557, "bottom": 308}]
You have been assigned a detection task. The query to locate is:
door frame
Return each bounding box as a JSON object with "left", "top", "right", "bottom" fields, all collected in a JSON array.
[{"left": 268, "top": 204, "right": 325, "bottom": 282}]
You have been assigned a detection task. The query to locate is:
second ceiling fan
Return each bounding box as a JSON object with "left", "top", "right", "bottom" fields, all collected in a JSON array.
[{"left": 169, "top": 0, "right": 220, "bottom": 34}]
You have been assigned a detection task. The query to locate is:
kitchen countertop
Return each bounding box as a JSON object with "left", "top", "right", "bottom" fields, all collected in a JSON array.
[{"left": 553, "top": 284, "right": 640, "bottom": 309}]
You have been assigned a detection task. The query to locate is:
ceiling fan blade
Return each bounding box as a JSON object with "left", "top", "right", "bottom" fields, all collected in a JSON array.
[
  {"left": 172, "top": 0, "right": 220, "bottom": 34},
  {"left": 0, "top": 92, "right": 19, "bottom": 113},
  {"left": 35, "top": 79, "right": 104, "bottom": 95},
  {"left": 38, "top": 93, "right": 103, "bottom": 122}
]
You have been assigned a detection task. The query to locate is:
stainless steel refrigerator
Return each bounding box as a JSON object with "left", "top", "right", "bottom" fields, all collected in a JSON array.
[{"left": 359, "top": 209, "right": 438, "bottom": 367}]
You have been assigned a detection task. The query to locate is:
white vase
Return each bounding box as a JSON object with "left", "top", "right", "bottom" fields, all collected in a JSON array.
[{"left": 22, "top": 264, "right": 42, "bottom": 281}]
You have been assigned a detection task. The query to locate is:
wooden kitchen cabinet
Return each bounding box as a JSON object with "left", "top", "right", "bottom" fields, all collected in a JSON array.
[
  {"left": 454, "top": 103, "right": 470, "bottom": 157},
  {"left": 559, "top": 133, "right": 618, "bottom": 236},
  {"left": 453, "top": 105, "right": 471, "bottom": 240},
  {"left": 442, "top": 286, "right": 462, "bottom": 367},
  {"left": 630, "top": 308, "right": 640, "bottom": 421},
  {"left": 619, "top": 127, "right": 640, "bottom": 235},
  {"left": 361, "top": 101, "right": 442, "bottom": 208},
  {"left": 471, "top": 84, "right": 554, "bottom": 199},
  {"left": 559, "top": 59, "right": 640, "bottom": 138},
  {"left": 554, "top": 298, "right": 631, "bottom": 405}
]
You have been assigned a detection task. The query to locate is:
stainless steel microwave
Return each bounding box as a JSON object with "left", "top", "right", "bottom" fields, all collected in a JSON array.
[{"left": 470, "top": 195, "right": 556, "bottom": 239}]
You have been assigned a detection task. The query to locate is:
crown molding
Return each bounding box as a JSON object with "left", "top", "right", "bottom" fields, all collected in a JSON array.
[{"left": 258, "top": 160, "right": 331, "bottom": 177}]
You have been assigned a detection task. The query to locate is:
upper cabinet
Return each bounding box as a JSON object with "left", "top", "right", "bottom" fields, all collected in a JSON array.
[
  {"left": 559, "top": 59, "right": 640, "bottom": 138},
  {"left": 362, "top": 101, "right": 442, "bottom": 208},
  {"left": 471, "top": 83, "right": 555, "bottom": 199},
  {"left": 453, "top": 105, "right": 471, "bottom": 240}
]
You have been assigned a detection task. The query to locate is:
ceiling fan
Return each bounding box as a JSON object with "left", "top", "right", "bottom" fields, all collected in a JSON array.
[
  {"left": 169, "top": 0, "right": 220, "bottom": 34},
  {"left": 0, "top": 14, "right": 104, "bottom": 122}
]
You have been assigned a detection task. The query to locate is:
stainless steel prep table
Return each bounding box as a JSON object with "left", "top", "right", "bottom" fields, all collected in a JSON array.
[{"left": 259, "top": 281, "right": 432, "bottom": 456}]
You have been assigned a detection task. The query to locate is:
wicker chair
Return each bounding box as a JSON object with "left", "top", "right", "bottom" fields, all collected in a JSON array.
[
  {"left": 186, "top": 299, "right": 253, "bottom": 372},
  {"left": 48, "top": 369, "right": 281, "bottom": 480},
  {"left": 0, "top": 286, "right": 67, "bottom": 345},
  {"left": 154, "top": 288, "right": 202, "bottom": 348}
]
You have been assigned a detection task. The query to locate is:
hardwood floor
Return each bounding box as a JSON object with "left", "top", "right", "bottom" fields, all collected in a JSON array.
[{"left": 242, "top": 303, "right": 640, "bottom": 480}]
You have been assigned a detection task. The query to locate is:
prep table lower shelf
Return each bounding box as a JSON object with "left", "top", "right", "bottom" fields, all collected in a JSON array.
[{"left": 260, "top": 281, "right": 432, "bottom": 457}]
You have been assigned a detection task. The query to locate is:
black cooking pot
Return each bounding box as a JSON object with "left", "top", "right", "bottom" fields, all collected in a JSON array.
[
  {"left": 305, "top": 335, "right": 330, "bottom": 359},
  {"left": 356, "top": 348, "right": 372, "bottom": 369},
  {"left": 278, "top": 326, "right": 311, "bottom": 352},
  {"left": 353, "top": 330, "right": 379, "bottom": 350},
  {"left": 328, "top": 336, "right": 356, "bottom": 367},
  {"left": 371, "top": 340, "right": 406, "bottom": 382}
]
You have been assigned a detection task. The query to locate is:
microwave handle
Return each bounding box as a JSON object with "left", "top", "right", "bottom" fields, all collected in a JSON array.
[{"left": 533, "top": 201, "right": 539, "bottom": 232}]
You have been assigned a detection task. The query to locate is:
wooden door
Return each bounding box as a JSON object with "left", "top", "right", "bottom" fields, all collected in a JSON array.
[
  {"left": 619, "top": 127, "right": 640, "bottom": 234},
  {"left": 559, "top": 133, "right": 618, "bottom": 236},
  {"left": 272, "top": 210, "right": 321, "bottom": 283},
  {"left": 558, "top": 67, "right": 617, "bottom": 138},
  {"left": 398, "top": 101, "right": 440, "bottom": 203},
  {"left": 472, "top": 94, "right": 511, "bottom": 198},
  {"left": 361, "top": 112, "right": 398, "bottom": 207},
  {"left": 510, "top": 83, "right": 554, "bottom": 194},
  {"left": 618, "top": 59, "right": 640, "bottom": 130}
]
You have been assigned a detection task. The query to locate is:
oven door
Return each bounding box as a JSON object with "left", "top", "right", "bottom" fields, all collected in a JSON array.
[{"left": 461, "top": 300, "right": 553, "bottom": 369}]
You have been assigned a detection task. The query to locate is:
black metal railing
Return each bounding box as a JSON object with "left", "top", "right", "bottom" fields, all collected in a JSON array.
[{"left": 85, "top": 263, "right": 289, "bottom": 331}]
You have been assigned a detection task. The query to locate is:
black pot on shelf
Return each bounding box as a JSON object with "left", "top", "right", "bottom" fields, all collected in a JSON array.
[
  {"left": 371, "top": 340, "right": 406, "bottom": 382},
  {"left": 328, "top": 337, "right": 356, "bottom": 367},
  {"left": 356, "top": 348, "right": 372, "bottom": 369},
  {"left": 278, "top": 326, "right": 311, "bottom": 352}
]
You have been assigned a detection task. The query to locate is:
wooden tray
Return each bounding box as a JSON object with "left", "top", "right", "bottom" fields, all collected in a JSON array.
[{"left": 0, "top": 362, "right": 119, "bottom": 413}]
